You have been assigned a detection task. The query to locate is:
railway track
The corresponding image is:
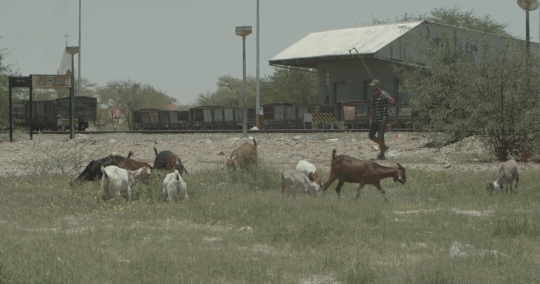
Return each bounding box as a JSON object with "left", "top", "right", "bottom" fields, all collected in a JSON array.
[{"left": 33, "top": 128, "right": 417, "bottom": 135}]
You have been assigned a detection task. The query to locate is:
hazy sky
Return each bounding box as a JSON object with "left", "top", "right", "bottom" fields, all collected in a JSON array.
[{"left": 1, "top": 0, "right": 538, "bottom": 104}]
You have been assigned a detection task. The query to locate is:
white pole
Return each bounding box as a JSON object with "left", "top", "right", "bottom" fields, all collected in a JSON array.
[
  {"left": 256, "top": 0, "right": 260, "bottom": 127},
  {"left": 242, "top": 35, "right": 248, "bottom": 138},
  {"left": 77, "top": 0, "right": 81, "bottom": 97}
]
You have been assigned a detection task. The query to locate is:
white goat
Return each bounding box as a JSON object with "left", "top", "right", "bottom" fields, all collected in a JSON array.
[
  {"left": 280, "top": 169, "right": 321, "bottom": 197},
  {"left": 163, "top": 169, "right": 188, "bottom": 202},
  {"left": 101, "top": 165, "right": 151, "bottom": 201},
  {"left": 296, "top": 160, "right": 324, "bottom": 187},
  {"left": 487, "top": 159, "right": 519, "bottom": 194}
]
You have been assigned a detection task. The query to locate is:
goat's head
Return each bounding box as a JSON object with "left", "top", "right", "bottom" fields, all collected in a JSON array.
[
  {"left": 175, "top": 160, "right": 188, "bottom": 175},
  {"left": 394, "top": 163, "right": 406, "bottom": 184},
  {"left": 135, "top": 166, "right": 151, "bottom": 185},
  {"left": 226, "top": 157, "right": 239, "bottom": 171},
  {"left": 486, "top": 180, "right": 500, "bottom": 193}
]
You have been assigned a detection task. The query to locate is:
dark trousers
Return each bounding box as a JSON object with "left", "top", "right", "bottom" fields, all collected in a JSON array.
[{"left": 369, "top": 121, "right": 386, "bottom": 141}]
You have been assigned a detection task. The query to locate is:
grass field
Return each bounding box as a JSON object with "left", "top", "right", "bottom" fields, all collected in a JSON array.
[{"left": 0, "top": 163, "right": 539, "bottom": 283}]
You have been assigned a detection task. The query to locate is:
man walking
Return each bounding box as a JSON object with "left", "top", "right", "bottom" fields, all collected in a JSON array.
[{"left": 368, "top": 79, "right": 395, "bottom": 160}]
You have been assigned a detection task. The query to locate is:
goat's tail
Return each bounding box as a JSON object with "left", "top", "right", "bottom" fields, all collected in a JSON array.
[
  {"left": 253, "top": 139, "right": 257, "bottom": 148},
  {"left": 101, "top": 166, "right": 108, "bottom": 178},
  {"left": 153, "top": 147, "right": 158, "bottom": 156},
  {"left": 332, "top": 149, "right": 337, "bottom": 161}
]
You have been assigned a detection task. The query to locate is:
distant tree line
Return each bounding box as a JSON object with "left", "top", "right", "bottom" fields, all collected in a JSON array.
[{"left": 196, "top": 67, "right": 318, "bottom": 108}]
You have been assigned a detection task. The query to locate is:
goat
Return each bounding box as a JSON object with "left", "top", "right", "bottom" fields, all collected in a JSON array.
[
  {"left": 226, "top": 139, "right": 257, "bottom": 171},
  {"left": 116, "top": 152, "right": 153, "bottom": 171},
  {"left": 296, "top": 160, "right": 324, "bottom": 188},
  {"left": 72, "top": 151, "right": 133, "bottom": 185},
  {"left": 162, "top": 169, "right": 189, "bottom": 202},
  {"left": 321, "top": 149, "right": 406, "bottom": 201},
  {"left": 280, "top": 169, "right": 320, "bottom": 197},
  {"left": 153, "top": 147, "right": 188, "bottom": 175},
  {"left": 101, "top": 165, "right": 151, "bottom": 201},
  {"left": 486, "top": 159, "right": 519, "bottom": 195}
]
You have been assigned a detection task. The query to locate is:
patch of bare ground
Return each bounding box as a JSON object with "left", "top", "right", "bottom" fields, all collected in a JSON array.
[{"left": 0, "top": 131, "right": 538, "bottom": 178}]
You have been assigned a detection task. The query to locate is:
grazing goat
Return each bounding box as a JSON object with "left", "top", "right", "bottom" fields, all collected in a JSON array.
[
  {"left": 162, "top": 169, "right": 189, "bottom": 202},
  {"left": 72, "top": 151, "right": 133, "bottom": 184},
  {"left": 321, "top": 149, "right": 406, "bottom": 201},
  {"left": 116, "top": 152, "right": 153, "bottom": 171},
  {"left": 153, "top": 147, "right": 188, "bottom": 175},
  {"left": 101, "top": 165, "right": 151, "bottom": 201},
  {"left": 226, "top": 139, "right": 257, "bottom": 171},
  {"left": 487, "top": 159, "right": 519, "bottom": 195},
  {"left": 296, "top": 160, "right": 324, "bottom": 188},
  {"left": 280, "top": 169, "right": 321, "bottom": 197}
]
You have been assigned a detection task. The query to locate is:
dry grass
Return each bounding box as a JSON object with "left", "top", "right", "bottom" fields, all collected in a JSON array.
[{"left": 0, "top": 161, "right": 539, "bottom": 283}]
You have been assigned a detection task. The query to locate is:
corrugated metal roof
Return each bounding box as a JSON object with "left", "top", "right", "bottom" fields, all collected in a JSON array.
[{"left": 270, "top": 21, "right": 423, "bottom": 61}]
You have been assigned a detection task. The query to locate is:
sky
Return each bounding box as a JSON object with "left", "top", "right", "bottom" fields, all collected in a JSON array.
[{"left": 1, "top": 0, "right": 539, "bottom": 105}]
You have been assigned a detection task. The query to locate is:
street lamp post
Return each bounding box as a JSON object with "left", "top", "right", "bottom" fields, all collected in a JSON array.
[
  {"left": 66, "top": 45, "right": 80, "bottom": 139},
  {"left": 235, "top": 25, "right": 252, "bottom": 138},
  {"left": 256, "top": 0, "right": 261, "bottom": 129}
]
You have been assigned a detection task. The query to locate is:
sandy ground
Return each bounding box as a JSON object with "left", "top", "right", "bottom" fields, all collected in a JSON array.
[{"left": 0, "top": 131, "right": 538, "bottom": 178}]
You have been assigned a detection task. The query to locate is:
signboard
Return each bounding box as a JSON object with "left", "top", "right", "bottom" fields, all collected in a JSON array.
[
  {"left": 32, "top": 75, "right": 71, "bottom": 89},
  {"left": 9, "top": 76, "right": 32, "bottom": 88}
]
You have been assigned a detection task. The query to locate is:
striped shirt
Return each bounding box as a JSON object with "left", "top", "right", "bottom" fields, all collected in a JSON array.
[{"left": 369, "top": 92, "right": 390, "bottom": 123}]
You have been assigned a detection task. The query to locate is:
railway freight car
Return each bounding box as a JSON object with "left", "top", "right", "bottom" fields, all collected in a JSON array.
[
  {"left": 13, "top": 96, "right": 97, "bottom": 131},
  {"left": 130, "top": 101, "right": 414, "bottom": 131},
  {"left": 262, "top": 103, "right": 319, "bottom": 129},
  {"left": 133, "top": 109, "right": 192, "bottom": 130}
]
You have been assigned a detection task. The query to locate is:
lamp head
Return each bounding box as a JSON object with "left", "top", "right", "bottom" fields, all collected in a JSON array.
[
  {"left": 65, "top": 46, "right": 80, "bottom": 55},
  {"left": 235, "top": 26, "right": 252, "bottom": 37}
]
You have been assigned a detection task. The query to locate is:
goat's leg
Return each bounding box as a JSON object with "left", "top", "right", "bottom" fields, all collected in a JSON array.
[
  {"left": 127, "top": 185, "right": 132, "bottom": 202},
  {"left": 335, "top": 179, "right": 345, "bottom": 198},
  {"left": 374, "top": 181, "right": 388, "bottom": 202},
  {"left": 322, "top": 173, "right": 339, "bottom": 195},
  {"left": 356, "top": 182, "right": 366, "bottom": 199}
]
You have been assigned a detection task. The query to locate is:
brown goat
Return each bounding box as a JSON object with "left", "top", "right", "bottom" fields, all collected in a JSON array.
[
  {"left": 226, "top": 139, "right": 257, "bottom": 171},
  {"left": 321, "top": 149, "right": 406, "bottom": 201},
  {"left": 153, "top": 147, "right": 188, "bottom": 175},
  {"left": 116, "top": 152, "right": 153, "bottom": 171}
]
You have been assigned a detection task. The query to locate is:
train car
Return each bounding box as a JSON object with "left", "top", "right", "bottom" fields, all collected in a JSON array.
[
  {"left": 262, "top": 103, "right": 303, "bottom": 129},
  {"left": 263, "top": 103, "right": 333, "bottom": 129},
  {"left": 334, "top": 100, "right": 371, "bottom": 129},
  {"left": 13, "top": 96, "right": 97, "bottom": 131},
  {"left": 55, "top": 96, "right": 97, "bottom": 131},
  {"left": 130, "top": 103, "right": 414, "bottom": 131},
  {"left": 177, "top": 110, "right": 190, "bottom": 129},
  {"left": 189, "top": 106, "right": 223, "bottom": 130},
  {"left": 232, "top": 108, "right": 256, "bottom": 129},
  {"left": 133, "top": 108, "right": 160, "bottom": 130}
]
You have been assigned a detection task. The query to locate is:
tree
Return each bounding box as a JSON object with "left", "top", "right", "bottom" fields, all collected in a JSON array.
[
  {"left": 396, "top": 33, "right": 540, "bottom": 160},
  {"left": 0, "top": 44, "right": 21, "bottom": 129},
  {"left": 372, "top": 6, "right": 511, "bottom": 37},
  {"left": 262, "top": 68, "right": 317, "bottom": 105},
  {"left": 55, "top": 77, "right": 99, "bottom": 99},
  {"left": 98, "top": 80, "right": 176, "bottom": 130},
  {"left": 198, "top": 68, "right": 316, "bottom": 107},
  {"left": 197, "top": 75, "right": 256, "bottom": 107}
]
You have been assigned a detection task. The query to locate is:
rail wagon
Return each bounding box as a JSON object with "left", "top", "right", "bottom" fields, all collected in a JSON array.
[
  {"left": 189, "top": 106, "right": 222, "bottom": 130},
  {"left": 13, "top": 96, "right": 97, "bottom": 131},
  {"left": 262, "top": 103, "right": 303, "bottom": 129},
  {"left": 55, "top": 96, "right": 97, "bottom": 131},
  {"left": 133, "top": 108, "right": 160, "bottom": 130},
  {"left": 130, "top": 102, "right": 415, "bottom": 131}
]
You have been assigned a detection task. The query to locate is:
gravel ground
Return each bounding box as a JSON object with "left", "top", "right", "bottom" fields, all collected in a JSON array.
[{"left": 1, "top": 131, "right": 538, "bottom": 178}]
